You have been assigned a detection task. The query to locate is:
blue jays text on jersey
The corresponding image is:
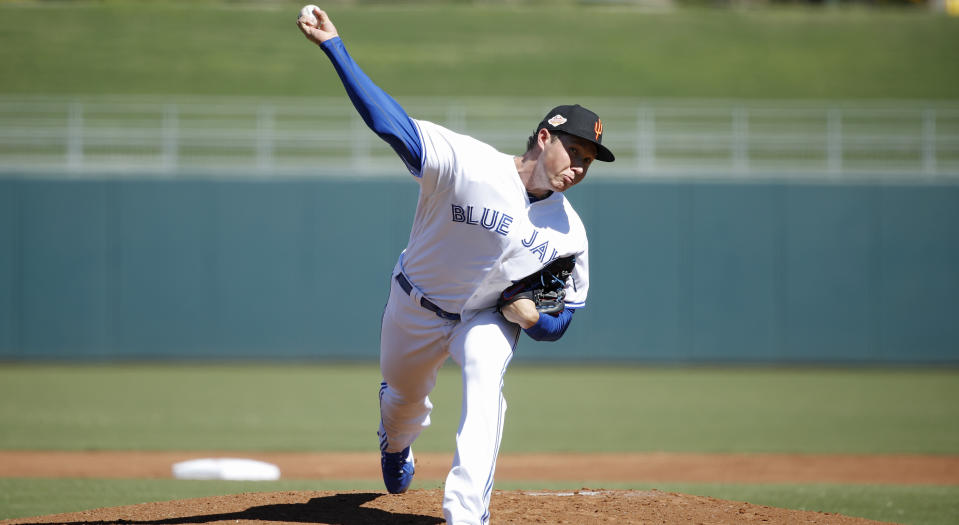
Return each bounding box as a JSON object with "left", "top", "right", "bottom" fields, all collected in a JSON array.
[
  {"left": 451, "top": 203, "right": 561, "bottom": 265},
  {"left": 450, "top": 204, "right": 513, "bottom": 236},
  {"left": 520, "top": 230, "right": 561, "bottom": 264}
]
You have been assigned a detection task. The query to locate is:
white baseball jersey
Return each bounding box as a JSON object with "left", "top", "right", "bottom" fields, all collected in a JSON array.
[{"left": 399, "top": 119, "right": 589, "bottom": 314}]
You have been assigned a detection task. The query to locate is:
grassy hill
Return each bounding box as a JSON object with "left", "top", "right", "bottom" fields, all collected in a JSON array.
[{"left": 1, "top": 1, "right": 957, "bottom": 99}]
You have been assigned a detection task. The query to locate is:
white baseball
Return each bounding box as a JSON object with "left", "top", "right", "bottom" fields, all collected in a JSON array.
[{"left": 299, "top": 5, "right": 319, "bottom": 26}]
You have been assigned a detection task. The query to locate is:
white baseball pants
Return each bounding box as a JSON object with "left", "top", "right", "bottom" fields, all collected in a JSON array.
[{"left": 379, "top": 267, "right": 519, "bottom": 525}]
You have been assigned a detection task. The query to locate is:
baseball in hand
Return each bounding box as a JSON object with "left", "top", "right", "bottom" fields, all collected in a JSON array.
[{"left": 299, "top": 5, "right": 319, "bottom": 26}]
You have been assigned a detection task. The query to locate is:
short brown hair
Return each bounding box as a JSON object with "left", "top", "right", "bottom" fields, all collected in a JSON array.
[{"left": 525, "top": 130, "right": 564, "bottom": 153}]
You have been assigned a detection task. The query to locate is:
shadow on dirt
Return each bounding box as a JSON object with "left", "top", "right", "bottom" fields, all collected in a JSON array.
[{"left": 14, "top": 492, "right": 445, "bottom": 525}]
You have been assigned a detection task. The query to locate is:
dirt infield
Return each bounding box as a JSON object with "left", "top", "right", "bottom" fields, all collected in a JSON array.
[
  {"left": 1, "top": 489, "right": 897, "bottom": 525},
  {"left": 1, "top": 451, "right": 956, "bottom": 484},
  {"left": 3, "top": 451, "right": 956, "bottom": 524}
]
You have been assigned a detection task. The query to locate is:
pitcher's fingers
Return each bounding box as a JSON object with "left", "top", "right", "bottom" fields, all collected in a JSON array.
[{"left": 315, "top": 8, "right": 334, "bottom": 30}]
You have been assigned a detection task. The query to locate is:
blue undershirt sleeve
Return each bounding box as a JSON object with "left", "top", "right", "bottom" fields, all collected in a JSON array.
[
  {"left": 523, "top": 308, "right": 575, "bottom": 342},
  {"left": 320, "top": 37, "right": 423, "bottom": 175}
]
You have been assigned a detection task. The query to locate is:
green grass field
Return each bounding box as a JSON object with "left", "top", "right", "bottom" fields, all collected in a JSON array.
[
  {"left": 2, "top": 364, "right": 958, "bottom": 453},
  {"left": 1, "top": 364, "right": 958, "bottom": 523},
  {"left": 1, "top": 1, "right": 957, "bottom": 99}
]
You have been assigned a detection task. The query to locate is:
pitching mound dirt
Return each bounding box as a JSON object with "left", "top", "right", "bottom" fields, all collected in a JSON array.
[{"left": 1, "top": 489, "right": 894, "bottom": 525}]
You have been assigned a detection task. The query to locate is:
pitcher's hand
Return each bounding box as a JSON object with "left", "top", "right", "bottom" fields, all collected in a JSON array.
[
  {"left": 297, "top": 7, "right": 338, "bottom": 45},
  {"left": 500, "top": 298, "right": 540, "bottom": 329}
]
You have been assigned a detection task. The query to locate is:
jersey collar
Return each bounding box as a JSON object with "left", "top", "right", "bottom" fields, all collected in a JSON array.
[{"left": 527, "top": 190, "right": 553, "bottom": 203}]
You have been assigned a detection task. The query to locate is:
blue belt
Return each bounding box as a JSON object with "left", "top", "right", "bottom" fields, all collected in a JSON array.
[{"left": 395, "top": 273, "right": 461, "bottom": 321}]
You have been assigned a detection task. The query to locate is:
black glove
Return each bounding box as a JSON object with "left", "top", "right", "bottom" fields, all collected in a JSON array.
[{"left": 497, "top": 256, "right": 575, "bottom": 316}]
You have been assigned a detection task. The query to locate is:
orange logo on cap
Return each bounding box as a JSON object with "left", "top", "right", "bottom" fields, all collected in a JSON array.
[{"left": 594, "top": 119, "right": 603, "bottom": 141}]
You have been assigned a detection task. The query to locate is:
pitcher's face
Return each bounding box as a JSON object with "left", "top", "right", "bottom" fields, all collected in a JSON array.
[{"left": 540, "top": 132, "right": 596, "bottom": 192}]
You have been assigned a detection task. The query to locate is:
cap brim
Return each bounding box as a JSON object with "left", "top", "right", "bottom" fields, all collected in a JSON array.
[
  {"left": 561, "top": 129, "right": 615, "bottom": 162},
  {"left": 576, "top": 134, "right": 615, "bottom": 162},
  {"left": 540, "top": 124, "right": 616, "bottom": 162},
  {"left": 594, "top": 143, "right": 615, "bottom": 163}
]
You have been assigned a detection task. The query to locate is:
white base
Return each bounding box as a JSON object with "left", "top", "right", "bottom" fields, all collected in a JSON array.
[{"left": 171, "top": 458, "right": 281, "bottom": 481}]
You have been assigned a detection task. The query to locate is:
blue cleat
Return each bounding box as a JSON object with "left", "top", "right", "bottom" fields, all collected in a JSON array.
[{"left": 380, "top": 446, "right": 415, "bottom": 494}]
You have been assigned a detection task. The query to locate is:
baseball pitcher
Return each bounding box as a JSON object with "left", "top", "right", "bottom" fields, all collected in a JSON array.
[{"left": 297, "top": 8, "right": 614, "bottom": 524}]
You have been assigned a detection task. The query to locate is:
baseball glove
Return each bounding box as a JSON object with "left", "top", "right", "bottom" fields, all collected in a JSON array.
[{"left": 497, "top": 255, "right": 576, "bottom": 316}]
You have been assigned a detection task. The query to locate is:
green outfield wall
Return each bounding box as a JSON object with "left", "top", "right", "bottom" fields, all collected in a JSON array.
[{"left": 1, "top": 175, "right": 957, "bottom": 363}]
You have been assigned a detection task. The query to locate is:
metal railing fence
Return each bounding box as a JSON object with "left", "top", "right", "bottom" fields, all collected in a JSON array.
[{"left": 2, "top": 95, "right": 957, "bottom": 180}]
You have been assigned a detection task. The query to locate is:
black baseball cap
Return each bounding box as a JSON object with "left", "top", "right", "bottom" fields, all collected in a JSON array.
[{"left": 536, "top": 104, "right": 615, "bottom": 162}]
